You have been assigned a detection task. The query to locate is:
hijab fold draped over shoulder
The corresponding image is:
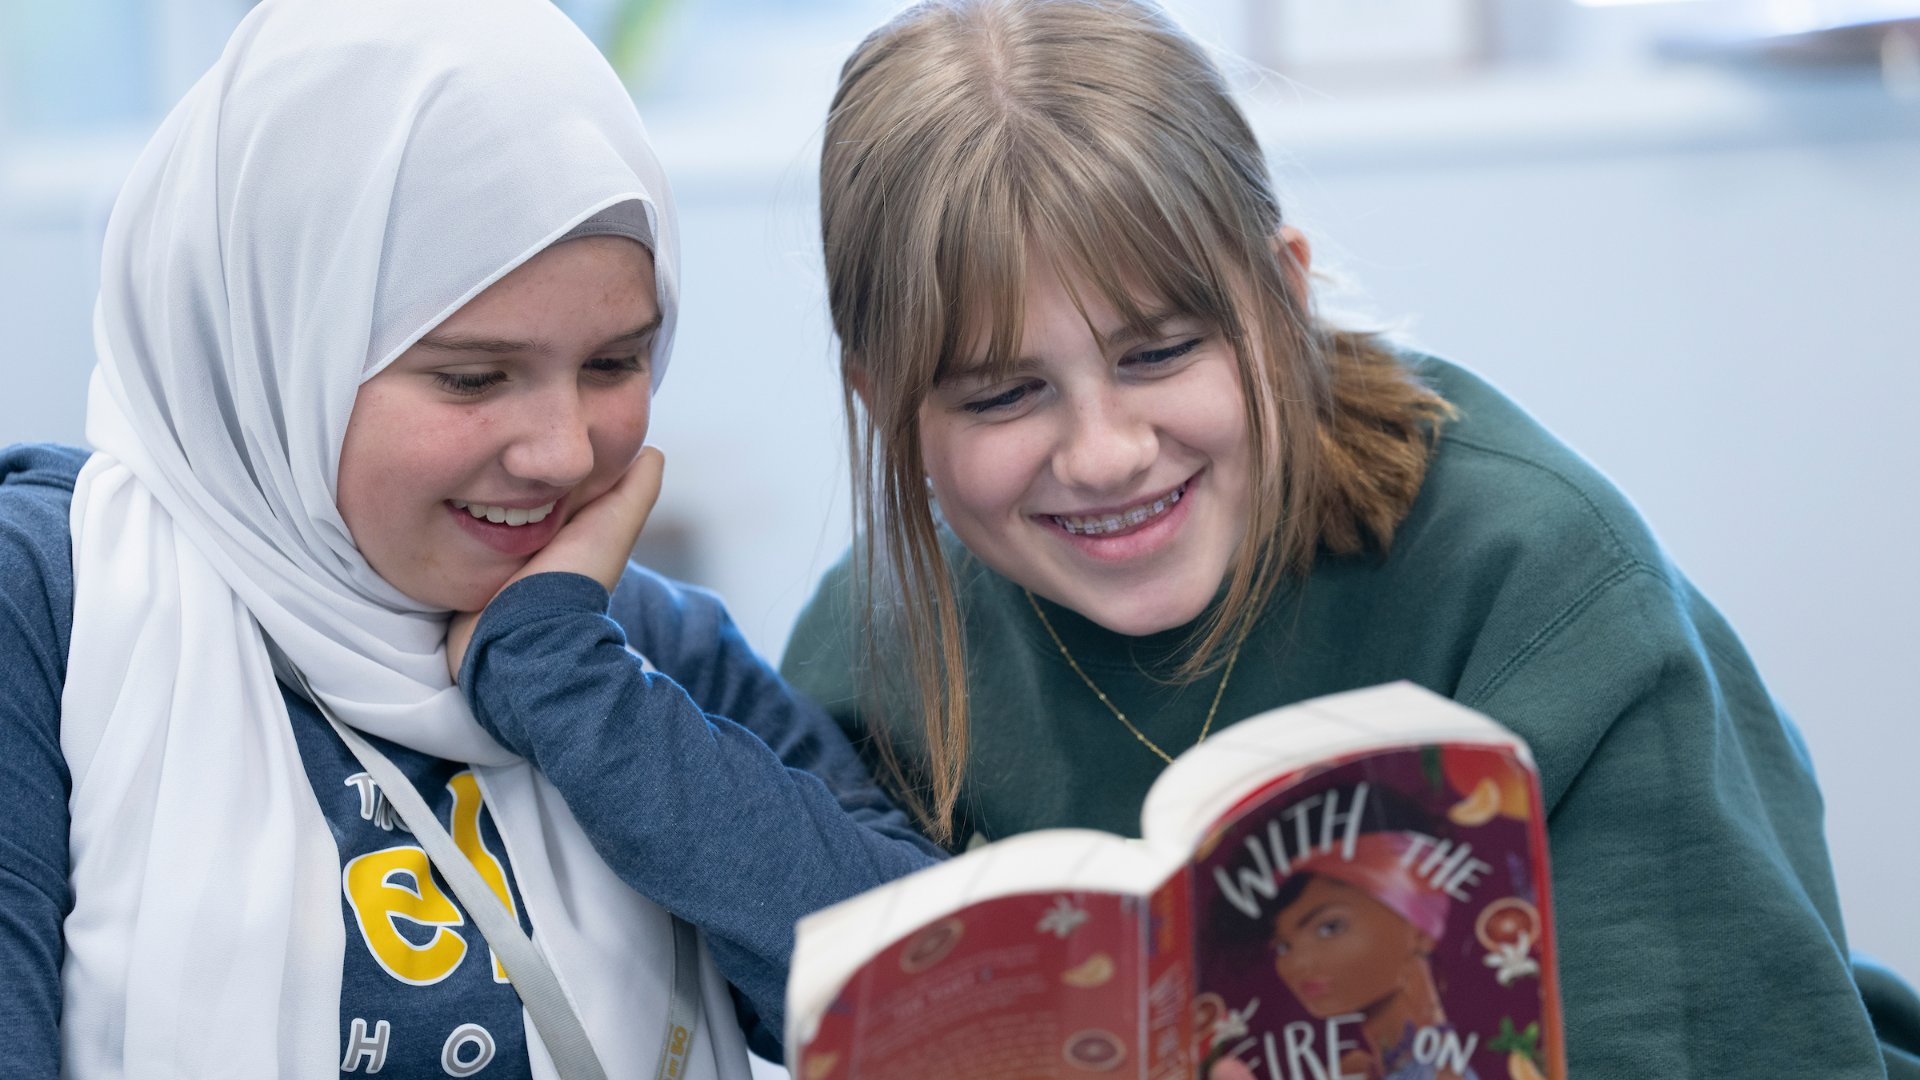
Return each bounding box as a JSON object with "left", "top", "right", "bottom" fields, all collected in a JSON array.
[{"left": 57, "top": 0, "right": 744, "bottom": 1075}]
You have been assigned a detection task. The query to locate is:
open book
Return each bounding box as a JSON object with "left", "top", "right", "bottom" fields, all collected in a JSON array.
[{"left": 786, "top": 682, "right": 1565, "bottom": 1080}]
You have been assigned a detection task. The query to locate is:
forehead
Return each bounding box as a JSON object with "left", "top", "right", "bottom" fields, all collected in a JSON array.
[{"left": 1276, "top": 875, "right": 1373, "bottom": 926}]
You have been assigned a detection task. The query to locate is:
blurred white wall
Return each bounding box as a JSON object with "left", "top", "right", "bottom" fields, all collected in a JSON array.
[{"left": 2, "top": 0, "right": 1914, "bottom": 1001}]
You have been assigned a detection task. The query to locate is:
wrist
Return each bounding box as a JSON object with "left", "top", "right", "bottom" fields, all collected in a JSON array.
[{"left": 456, "top": 571, "right": 614, "bottom": 708}]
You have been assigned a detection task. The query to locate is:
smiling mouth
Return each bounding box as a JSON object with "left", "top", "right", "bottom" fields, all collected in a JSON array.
[
  {"left": 450, "top": 498, "right": 557, "bottom": 527},
  {"left": 1050, "top": 480, "right": 1188, "bottom": 537}
]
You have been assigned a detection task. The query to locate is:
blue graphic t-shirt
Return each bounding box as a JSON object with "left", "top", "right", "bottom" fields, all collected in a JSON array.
[{"left": 284, "top": 692, "right": 534, "bottom": 1077}]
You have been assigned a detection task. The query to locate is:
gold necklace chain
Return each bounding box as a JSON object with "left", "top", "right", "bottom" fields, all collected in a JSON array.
[{"left": 1023, "top": 589, "right": 1244, "bottom": 766}]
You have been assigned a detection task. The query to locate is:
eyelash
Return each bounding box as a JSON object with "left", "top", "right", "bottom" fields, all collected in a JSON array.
[
  {"left": 958, "top": 337, "right": 1204, "bottom": 415},
  {"left": 962, "top": 380, "right": 1040, "bottom": 415},
  {"left": 588, "top": 355, "right": 646, "bottom": 378},
  {"left": 432, "top": 355, "right": 645, "bottom": 398},
  {"left": 434, "top": 372, "right": 505, "bottom": 396},
  {"left": 1130, "top": 337, "right": 1203, "bottom": 367}
]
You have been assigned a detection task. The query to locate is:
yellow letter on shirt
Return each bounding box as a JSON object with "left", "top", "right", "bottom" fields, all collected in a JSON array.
[
  {"left": 343, "top": 846, "right": 468, "bottom": 985},
  {"left": 447, "top": 770, "right": 518, "bottom": 982}
]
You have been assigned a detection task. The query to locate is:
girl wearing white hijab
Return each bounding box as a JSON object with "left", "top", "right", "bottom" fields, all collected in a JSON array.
[{"left": 0, "top": 0, "right": 940, "bottom": 1076}]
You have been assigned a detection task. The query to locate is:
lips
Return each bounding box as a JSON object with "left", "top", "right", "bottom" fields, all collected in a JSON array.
[{"left": 446, "top": 496, "right": 567, "bottom": 557}]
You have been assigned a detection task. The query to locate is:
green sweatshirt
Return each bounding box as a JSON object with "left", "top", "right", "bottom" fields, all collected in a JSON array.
[{"left": 781, "top": 355, "right": 1917, "bottom": 1078}]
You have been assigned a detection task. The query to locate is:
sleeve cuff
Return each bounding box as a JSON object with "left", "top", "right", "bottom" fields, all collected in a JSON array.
[{"left": 457, "top": 572, "right": 612, "bottom": 691}]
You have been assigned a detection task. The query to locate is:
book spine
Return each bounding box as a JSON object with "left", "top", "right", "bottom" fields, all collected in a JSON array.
[{"left": 1144, "top": 866, "right": 1195, "bottom": 1080}]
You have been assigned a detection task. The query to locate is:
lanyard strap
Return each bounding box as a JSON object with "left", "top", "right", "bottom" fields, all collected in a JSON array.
[{"left": 274, "top": 654, "right": 705, "bottom": 1080}]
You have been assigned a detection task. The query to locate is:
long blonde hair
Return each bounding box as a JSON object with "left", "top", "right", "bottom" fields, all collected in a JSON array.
[{"left": 821, "top": 0, "right": 1450, "bottom": 843}]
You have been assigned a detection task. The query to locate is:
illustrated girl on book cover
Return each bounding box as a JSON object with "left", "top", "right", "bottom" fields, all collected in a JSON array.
[
  {"left": 1266, "top": 804, "right": 1472, "bottom": 1080},
  {"left": 1194, "top": 750, "right": 1558, "bottom": 1080}
]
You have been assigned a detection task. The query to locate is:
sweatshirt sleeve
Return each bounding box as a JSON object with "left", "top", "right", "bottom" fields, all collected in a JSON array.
[
  {"left": 455, "top": 569, "right": 945, "bottom": 1056},
  {"left": 0, "top": 450, "right": 83, "bottom": 1077},
  {"left": 1468, "top": 565, "right": 1915, "bottom": 1078}
]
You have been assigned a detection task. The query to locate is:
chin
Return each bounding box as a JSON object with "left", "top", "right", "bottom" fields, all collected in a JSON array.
[
  {"left": 1078, "top": 584, "right": 1217, "bottom": 637},
  {"left": 405, "top": 569, "right": 517, "bottom": 615},
  {"left": 1075, "top": 605, "right": 1194, "bottom": 638}
]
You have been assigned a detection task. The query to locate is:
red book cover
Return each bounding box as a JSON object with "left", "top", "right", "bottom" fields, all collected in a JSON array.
[
  {"left": 795, "top": 890, "right": 1149, "bottom": 1078},
  {"left": 1188, "top": 745, "right": 1562, "bottom": 1080}
]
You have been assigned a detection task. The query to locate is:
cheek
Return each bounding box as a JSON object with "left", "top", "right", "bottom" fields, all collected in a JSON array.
[
  {"left": 581, "top": 386, "right": 653, "bottom": 485},
  {"left": 338, "top": 388, "right": 413, "bottom": 526},
  {"left": 1337, "top": 919, "right": 1415, "bottom": 976},
  {"left": 923, "top": 420, "right": 1048, "bottom": 523},
  {"left": 339, "top": 387, "right": 482, "bottom": 529},
  {"left": 1185, "top": 366, "right": 1252, "bottom": 463},
  {"left": 597, "top": 390, "right": 651, "bottom": 449}
]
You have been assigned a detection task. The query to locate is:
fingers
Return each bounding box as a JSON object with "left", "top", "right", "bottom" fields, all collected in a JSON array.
[
  {"left": 442, "top": 447, "right": 665, "bottom": 680},
  {"left": 519, "top": 447, "right": 666, "bottom": 594},
  {"left": 603, "top": 445, "right": 665, "bottom": 544}
]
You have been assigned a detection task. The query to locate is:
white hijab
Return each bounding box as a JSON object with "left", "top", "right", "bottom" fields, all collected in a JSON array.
[{"left": 59, "top": 0, "right": 748, "bottom": 1076}]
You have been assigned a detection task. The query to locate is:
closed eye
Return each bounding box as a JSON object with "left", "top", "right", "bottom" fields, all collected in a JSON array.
[
  {"left": 586, "top": 354, "right": 648, "bottom": 380},
  {"left": 433, "top": 371, "right": 506, "bottom": 396},
  {"left": 962, "top": 379, "right": 1040, "bottom": 415},
  {"left": 1127, "top": 337, "right": 1203, "bottom": 368}
]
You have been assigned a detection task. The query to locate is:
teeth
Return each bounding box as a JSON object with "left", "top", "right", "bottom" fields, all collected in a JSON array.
[
  {"left": 1053, "top": 483, "right": 1184, "bottom": 537},
  {"left": 451, "top": 499, "right": 556, "bottom": 527}
]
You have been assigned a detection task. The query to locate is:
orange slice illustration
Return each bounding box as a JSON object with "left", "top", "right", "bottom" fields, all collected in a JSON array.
[
  {"left": 1448, "top": 777, "right": 1502, "bottom": 826},
  {"left": 1061, "top": 952, "right": 1115, "bottom": 988}
]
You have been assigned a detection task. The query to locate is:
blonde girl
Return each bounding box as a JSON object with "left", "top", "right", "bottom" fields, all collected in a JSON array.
[{"left": 779, "top": 0, "right": 1919, "bottom": 1074}]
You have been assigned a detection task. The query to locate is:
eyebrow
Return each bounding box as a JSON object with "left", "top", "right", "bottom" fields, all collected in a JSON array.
[
  {"left": 1102, "top": 309, "right": 1180, "bottom": 347},
  {"left": 935, "top": 309, "right": 1183, "bottom": 386},
  {"left": 1286, "top": 901, "right": 1337, "bottom": 934},
  {"left": 416, "top": 314, "right": 662, "bottom": 356}
]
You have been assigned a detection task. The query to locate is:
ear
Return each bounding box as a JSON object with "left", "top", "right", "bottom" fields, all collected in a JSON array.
[
  {"left": 845, "top": 361, "right": 874, "bottom": 408},
  {"left": 1270, "top": 225, "right": 1312, "bottom": 298}
]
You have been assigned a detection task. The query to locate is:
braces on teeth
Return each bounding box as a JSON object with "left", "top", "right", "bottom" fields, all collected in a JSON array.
[
  {"left": 451, "top": 498, "right": 556, "bottom": 527},
  {"left": 1055, "top": 483, "right": 1184, "bottom": 536}
]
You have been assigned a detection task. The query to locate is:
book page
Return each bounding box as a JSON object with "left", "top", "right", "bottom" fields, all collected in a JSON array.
[
  {"left": 1142, "top": 683, "right": 1529, "bottom": 857},
  {"left": 1187, "top": 743, "right": 1564, "bottom": 1080},
  {"left": 789, "top": 830, "right": 1186, "bottom": 1079}
]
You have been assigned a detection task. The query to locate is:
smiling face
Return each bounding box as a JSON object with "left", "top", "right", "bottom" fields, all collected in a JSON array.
[
  {"left": 336, "top": 236, "right": 659, "bottom": 612},
  {"left": 1271, "top": 875, "right": 1432, "bottom": 1019},
  {"left": 917, "top": 258, "right": 1253, "bottom": 636}
]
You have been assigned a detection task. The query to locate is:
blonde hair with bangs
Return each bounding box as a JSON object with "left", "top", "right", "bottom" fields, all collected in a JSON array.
[{"left": 821, "top": 0, "right": 1450, "bottom": 843}]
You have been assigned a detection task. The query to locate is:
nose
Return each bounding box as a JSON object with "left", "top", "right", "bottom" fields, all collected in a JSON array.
[
  {"left": 1054, "top": 385, "right": 1155, "bottom": 494},
  {"left": 501, "top": 384, "right": 595, "bottom": 490}
]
